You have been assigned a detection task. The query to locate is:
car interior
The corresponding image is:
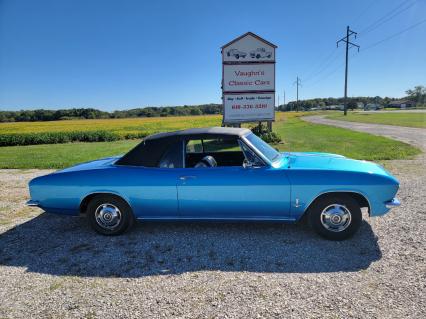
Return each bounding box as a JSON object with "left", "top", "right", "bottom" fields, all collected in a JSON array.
[{"left": 184, "top": 138, "right": 245, "bottom": 168}]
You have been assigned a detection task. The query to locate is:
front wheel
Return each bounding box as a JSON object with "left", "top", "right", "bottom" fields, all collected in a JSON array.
[
  {"left": 308, "top": 195, "right": 361, "bottom": 240},
  {"left": 87, "top": 195, "right": 134, "bottom": 235}
]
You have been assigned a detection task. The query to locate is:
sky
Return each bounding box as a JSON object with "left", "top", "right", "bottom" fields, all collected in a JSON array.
[{"left": 0, "top": 0, "right": 425, "bottom": 111}]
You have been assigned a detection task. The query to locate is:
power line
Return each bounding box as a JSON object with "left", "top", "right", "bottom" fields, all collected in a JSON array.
[
  {"left": 351, "top": 0, "right": 382, "bottom": 28},
  {"left": 359, "top": 0, "right": 418, "bottom": 36},
  {"left": 303, "top": 49, "right": 340, "bottom": 83},
  {"left": 305, "top": 18, "right": 425, "bottom": 89},
  {"left": 303, "top": 48, "right": 338, "bottom": 82},
  {"left": 362, "top": 17, "right": 426, "bottom": 52}
]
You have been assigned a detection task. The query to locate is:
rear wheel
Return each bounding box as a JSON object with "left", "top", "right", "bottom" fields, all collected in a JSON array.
[
  {"left": 87, "top": 195, "right": 134, "bottom": 235},
  {"left": 308, "top": 194, "right": 361, "bottom": 240}
]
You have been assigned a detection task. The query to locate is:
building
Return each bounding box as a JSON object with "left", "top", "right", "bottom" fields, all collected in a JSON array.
[{"left": 388, "top": 100, "right": 416, "bottom": 109}]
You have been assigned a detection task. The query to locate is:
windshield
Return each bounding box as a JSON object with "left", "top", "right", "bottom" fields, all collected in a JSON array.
[{"left": 245, "top": 133, "right": 280, "bottom": 163}]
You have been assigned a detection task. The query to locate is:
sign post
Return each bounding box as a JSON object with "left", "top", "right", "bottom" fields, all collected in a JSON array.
[{"left": 221, "top": 32, "right": 277, "bottom": 130}]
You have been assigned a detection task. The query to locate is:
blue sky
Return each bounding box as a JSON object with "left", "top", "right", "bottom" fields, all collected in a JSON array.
[{"left": 0, "top": 0, "right": 425, "bottom": 111}]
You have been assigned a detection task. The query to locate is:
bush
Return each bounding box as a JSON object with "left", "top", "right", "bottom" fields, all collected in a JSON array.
[
  {"left": 0, "top": 130, "right": 121, "bottom": 147},
  {"left": 249, "top": 123, "right": 282, "bottom": 144}
]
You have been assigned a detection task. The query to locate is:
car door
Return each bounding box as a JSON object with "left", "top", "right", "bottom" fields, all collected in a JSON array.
[
  {"left": 177, "top": 138, "right": 292, "bottom": 220},
  {"left": 118, "top": 140, "right": 183, "bottom": 219}
]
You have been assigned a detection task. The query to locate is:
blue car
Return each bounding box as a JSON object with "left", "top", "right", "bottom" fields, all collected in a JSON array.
[{"left": 27, "top": 127, "right": 400, "bottom": 240}]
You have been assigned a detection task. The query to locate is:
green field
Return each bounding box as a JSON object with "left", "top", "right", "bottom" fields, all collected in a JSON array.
[
  {"left": 326, "top": 111, "right": 426, "bottom": 128},
  {"left": 0, "top": 112, "right": 420, "bottom": 169}
]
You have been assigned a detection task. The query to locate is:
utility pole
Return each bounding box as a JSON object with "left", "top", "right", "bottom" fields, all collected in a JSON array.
[
  {"left": 277, "top": 94, "right": 280, "bottom": 110},
  {"left": 337, "top": 26, "right": 359, "bottom": 116},
  {"left": 283, "top": 89, "right": 286, "bottom": 107},
  {"left": 293, "top": 76, "right": 302, "bottom": 112}
]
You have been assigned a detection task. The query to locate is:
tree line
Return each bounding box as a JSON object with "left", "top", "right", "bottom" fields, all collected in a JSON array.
[
  {"left": 279, "top": 85, "right": 425, "bottom": 111},
  {"left": 0, "top": 104, "right": 222, "bottom": 122},
  {"left": 1, "top": 86, "right": 424, "bottom": 122}
]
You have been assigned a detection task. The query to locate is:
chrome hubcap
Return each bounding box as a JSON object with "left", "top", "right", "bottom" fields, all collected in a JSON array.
[
  {"left": 320, "top": 204, "right": 352, "bottom": 232},
  {"left": 95, "top": 203, "right": 121, "bottom": 230}
]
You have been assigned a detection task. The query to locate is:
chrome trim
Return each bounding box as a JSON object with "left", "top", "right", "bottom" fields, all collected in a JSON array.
[
  {"left": 95, "top": 203, "right": 122, "bottom": 230},
  {"left": 320, "top": 204, "right": 352, "bottom": 232},
  {"left": 385, "top": 198, "right": 400, "bottom": 209},
  {"left": 136, "top": 216, "right": 296, "bottom": 222},
  {"left": 26, "top": 200, "right": 40, "bottom": 207}
]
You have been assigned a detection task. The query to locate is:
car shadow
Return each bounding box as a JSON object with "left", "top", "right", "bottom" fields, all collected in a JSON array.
[{"left": 0, "top": 213, "right": 382, "bottom": 277}]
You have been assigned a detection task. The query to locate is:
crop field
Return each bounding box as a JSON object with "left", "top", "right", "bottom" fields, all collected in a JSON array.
[
  {"left": 0, "top": 112, "right": 420, "bottom": 169},
  {"left": 326, "top": 111, "right": 426, "bottom": 128},
  {"left": 0, "top": 115, "right": 223, "bottom": 146}
]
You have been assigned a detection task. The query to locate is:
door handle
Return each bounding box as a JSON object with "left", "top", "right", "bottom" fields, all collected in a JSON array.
[{"left": 179, "top": 175, "right": 197, "bottom": 180}]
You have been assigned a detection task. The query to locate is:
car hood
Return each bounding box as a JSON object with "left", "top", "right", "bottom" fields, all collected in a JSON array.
[
  {"left": 280, "top": 152, "right": 396, "bottom": 179},
  {"left": 54, "top": 156, "right": 122, "bottom": 174}
]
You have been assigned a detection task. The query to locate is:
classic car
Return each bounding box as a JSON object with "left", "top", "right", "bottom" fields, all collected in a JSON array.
[
  {"left": 226, "top": 48, "right": 247, "bottom": 59},
  {"left": 250, "top": 47, "right": 272, "bottom": 59},
  {"left": 27, "top": 127, "right": 400, "bottom": 240}
]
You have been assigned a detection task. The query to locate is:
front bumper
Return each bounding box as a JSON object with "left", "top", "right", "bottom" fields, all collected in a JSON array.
[
  {"left": 26, "top": 200, "right": 40, "bottom": 207},
  {"left": 385, "top": 198, "right": 401, "bottom": 209}
]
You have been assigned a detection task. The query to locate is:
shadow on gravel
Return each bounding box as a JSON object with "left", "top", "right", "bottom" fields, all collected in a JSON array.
[{"left": 0, "top": 213, "right": 381, "bottom": 277}]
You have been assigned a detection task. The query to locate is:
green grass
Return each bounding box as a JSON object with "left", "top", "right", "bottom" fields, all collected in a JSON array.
[
  {"left": 0, "top": 140, "right": 138, "bottom": 169},
  {"left": 272, "top": 115, "right": 420, "bottom": 160},
  {"left": 0, "top": 113, "right": 420, "bottom": 169},
  {"left": 326, "top": 111, "right": 426, "bottom": 128}
]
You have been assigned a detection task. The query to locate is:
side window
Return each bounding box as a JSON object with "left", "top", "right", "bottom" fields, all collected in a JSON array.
[
  {"left": 185, "top": 137, "right": 245, "bottom": 168},
  {"left": 203, "top": 139, "right": 240, "bottom": 152},
  {"left": 158, "top": 142, "right": 183, "bottom": 168},
  {"left": 186, "top": 140, "right": 203, "bottom": 153}
]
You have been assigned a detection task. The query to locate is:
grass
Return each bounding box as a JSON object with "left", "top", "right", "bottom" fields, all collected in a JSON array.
[
  {"left": 0, "top": 140, "right": 138, "bottom": 169},
  {"left": 326, "top": 111, "right": 426, "bottom": 128},
  {"left": 0, "top": 112, "right": 421, "bottom": 169},
  {"left": 273, "top": 114, "right": 420, "bottom": 160}
]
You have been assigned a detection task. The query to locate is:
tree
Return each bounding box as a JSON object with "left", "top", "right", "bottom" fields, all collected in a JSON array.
[
  {"left": 347, "top": 101, "right": 358, "bottom": 110},
  {"left": 406, "top": 85, "right": 426, "bottom": 104}
]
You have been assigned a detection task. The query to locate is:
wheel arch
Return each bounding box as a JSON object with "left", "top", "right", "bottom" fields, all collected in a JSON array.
[
  {"left": 303, "top": 191, "right": 371, "bottom": 217},
  {"left": 79, "top": 192, "right": 132, "bottom": 216}
]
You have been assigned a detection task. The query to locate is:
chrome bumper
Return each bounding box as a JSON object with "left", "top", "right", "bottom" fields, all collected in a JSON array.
[
  {"left": 26, "top": 200, "right": 40, "bottom": 207},
  {"left": 385, "top": 198, "right": 400, "bottom": 209}
]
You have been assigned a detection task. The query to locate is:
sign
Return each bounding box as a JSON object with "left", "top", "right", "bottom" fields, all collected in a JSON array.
[
  {"left": 222, "top": 33, "right": 275, "bottom": 63},
  {"left": 221, "top": 32, "right": 277, "bottom": 124},
  {"left": 223, "top": 64, "right": 275, "bottom": 92},
  {"left": 223, "top": 93, "right": 275, "bottom": 122}
]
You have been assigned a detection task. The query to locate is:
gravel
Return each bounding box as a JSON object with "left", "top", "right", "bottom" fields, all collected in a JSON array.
[{"left": 0, "top": 120, "right": 425, "bottom": 318}]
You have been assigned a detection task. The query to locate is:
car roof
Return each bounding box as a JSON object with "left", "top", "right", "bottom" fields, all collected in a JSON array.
[{"left": 145, "top": 127, "right": 251, "bottom": 141}]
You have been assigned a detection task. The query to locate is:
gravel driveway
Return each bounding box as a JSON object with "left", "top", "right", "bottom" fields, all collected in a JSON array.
[{"left": 1, "top": 120, "right": 425, "bottom": 318}]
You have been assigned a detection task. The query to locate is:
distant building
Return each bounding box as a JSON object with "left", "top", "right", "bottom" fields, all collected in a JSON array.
[
  {"left": 327, "top": 104, "right": 344, "bottom": 110},
  {"left": 388, "top": 100, "right": 416, "bottom": 109},
  {"left": 364, "top": 103, "right": 382, "bottom": 111}
]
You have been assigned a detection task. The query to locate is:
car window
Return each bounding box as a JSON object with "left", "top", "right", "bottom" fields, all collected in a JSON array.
[
  {"left": 203, "top": 139, "right": 240, "bottom": 152},
  {"left": 158, "top": 141, "right": 183, "bottom": 168},
  {"left": 184, "top": 137, "right": 245, "bottom": 168},
  {"left": 245, "top": 133, "right": 280, "bottom": 163},
  {"left": 186, "top": 140, "right": 203, "bottom": 153}
]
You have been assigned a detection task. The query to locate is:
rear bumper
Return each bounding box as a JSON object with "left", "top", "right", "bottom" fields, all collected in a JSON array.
[
  {"left": 26, "top": 200, "right": 40, "bottom": 207},
  {"left": 385, "top": 198, "right": 400, "bottom": 209}
]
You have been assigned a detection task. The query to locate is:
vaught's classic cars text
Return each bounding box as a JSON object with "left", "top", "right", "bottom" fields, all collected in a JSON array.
[{"left": 221, "top": 32, "right": 277, "bottom": 123}]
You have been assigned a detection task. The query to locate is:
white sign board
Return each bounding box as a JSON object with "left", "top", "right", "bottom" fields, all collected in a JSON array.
[
  {"left": 223, "top": 63, "right": 275, "bottom": 92},
  {"left": 221, "top": 32, "right": 277, "bottom": 124},
  {"left": 222, "top": 33, "right": 275, "bottom": 63},
  {"left": 223, "top": 93, "right": 275, "bottom": 122}
]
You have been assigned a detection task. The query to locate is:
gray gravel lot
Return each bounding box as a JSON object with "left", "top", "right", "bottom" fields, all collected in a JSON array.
[{"left": 0, "top": 119, "right": 425, "bottom": 318}]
